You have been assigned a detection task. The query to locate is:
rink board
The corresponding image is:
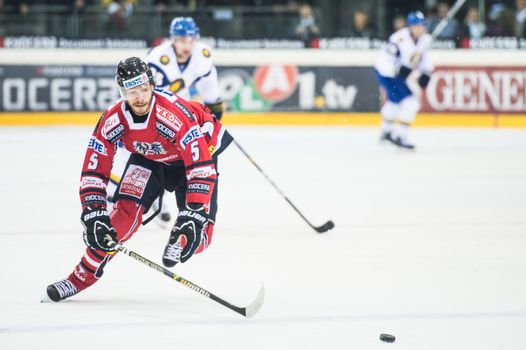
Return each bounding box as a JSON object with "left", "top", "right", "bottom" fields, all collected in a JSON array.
[{"left": 0, "top": 112, "right": 525, "bottom": 127}]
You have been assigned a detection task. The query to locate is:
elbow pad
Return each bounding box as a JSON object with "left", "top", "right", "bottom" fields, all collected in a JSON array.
[
  {"left": 418, "top": 74, "right": 431, "bottom": 89},
  {"left": 397, "top": 65, "right": 412, "bottom": 80}
]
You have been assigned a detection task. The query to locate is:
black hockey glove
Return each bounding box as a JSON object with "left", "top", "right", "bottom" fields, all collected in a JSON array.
[
  {"left": 81, "top": 207, "right": 117, "bottom": 252},
  {"left": 205, "top": 101, "right": 224, "bottom": 120},
  {"left": 418, "top": 74, "right": 431, "bottom": 89},
  {"left": 169, "top": 204, "right": 209, "bottom": 264},
  {"left": 397, "top": 65, "right": 412, "bottom": 80}
]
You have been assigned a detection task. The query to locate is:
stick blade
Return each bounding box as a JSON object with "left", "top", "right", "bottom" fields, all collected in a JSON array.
[
  {"left": 243, "top": 284, "right": 265, "bottom": 318},
  {"left": 315, "top": 220, "right": 335, "bottom": 233}
]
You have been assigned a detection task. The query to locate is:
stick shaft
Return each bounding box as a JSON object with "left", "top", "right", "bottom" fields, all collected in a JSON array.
[
  {"left": 112, "top": 242, "right": 248, "bottom": 316},
  {"left": 431, "top": 0, "right": 469, "bottom": 39},
  {"left": 233, "top": 139, "right": 320, "bottom": 230}
]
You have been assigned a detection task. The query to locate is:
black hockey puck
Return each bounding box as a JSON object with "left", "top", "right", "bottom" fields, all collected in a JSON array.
[{"left": 380, "top": 333, "right": 396, "bottom": 343}]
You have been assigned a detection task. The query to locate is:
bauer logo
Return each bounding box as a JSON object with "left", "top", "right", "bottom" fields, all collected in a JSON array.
[
  {"left": 87, "top": 136, "right": 108, "bottom": 155},
  {"left": 123, "top": 73, "right": 149, "bottom": 89},
  {"left": 180, "top": 125, "right": 203, "bottom": 149}
]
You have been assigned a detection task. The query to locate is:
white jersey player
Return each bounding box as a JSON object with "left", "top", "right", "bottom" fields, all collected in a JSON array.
[
  {"left": 107, "top": 17, "right": 224, "bottom": 225},
  {"left": 374, "top": 11, "right": 433, "bottom": 149},
  {"left": 146, "top": 17, "right": 223, "bottom": 119}
]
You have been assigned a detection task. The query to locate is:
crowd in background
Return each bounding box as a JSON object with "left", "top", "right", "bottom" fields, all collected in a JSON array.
[{"left": 1, "top": 0, "right": 526, "bottom": 44}]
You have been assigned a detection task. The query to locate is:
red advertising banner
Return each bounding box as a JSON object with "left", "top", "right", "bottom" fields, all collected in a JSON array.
[{"left": 422, "top": 66, "right": 526, "bottom": 114}]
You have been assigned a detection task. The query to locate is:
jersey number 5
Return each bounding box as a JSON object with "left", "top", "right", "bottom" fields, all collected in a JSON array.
[
  {"left": 88, "top": 153, "right": 98, "bottom": 169},
  {"left": 191, "top": 141, "right": 200, "bottom": 161}
]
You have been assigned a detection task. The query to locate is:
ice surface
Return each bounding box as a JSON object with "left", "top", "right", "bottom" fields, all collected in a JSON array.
[{"left": 1, "top": 125, "right": 526, "bottom": 350}]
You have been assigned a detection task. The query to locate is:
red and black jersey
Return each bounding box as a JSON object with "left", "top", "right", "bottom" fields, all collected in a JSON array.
[{"left": 79, "top": 89, "right": 232, "bottom": 210}]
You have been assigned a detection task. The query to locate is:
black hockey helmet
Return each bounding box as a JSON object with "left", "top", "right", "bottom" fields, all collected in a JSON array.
[{"left": 115, "top": 57, "right": 155, "bottom": 89}]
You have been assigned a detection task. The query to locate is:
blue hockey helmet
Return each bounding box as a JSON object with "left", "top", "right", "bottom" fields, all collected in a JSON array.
[
  {"left": 169, "top": 17, "right": 200, "bottom": 37},
  {"left": 407, "top": 11, "right": 425, "bottom": 26}
]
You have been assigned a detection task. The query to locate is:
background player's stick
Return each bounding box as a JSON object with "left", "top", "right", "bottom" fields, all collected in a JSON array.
[
  {"left": 108, "top": 240, "right": 265, "bottom": 318},
  {"left": 431, "top": 0, "right": 469, "bottom": 39},
  {"left": 233, "top": 139, "right": 334, "bottom": 233}
]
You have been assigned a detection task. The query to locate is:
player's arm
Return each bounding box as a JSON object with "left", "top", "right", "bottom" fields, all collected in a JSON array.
[
  {"left": 417, "top": 51, "right": 433, "bottom": 89},
  {"left": 195, "top": 66, "right": 224, "bottom": 120},
  {"left": 169, "top": 102, "right": 218, "bottom": 262},
  {"left": 79, "top": 114, "right": 119, "bottom": 252}
]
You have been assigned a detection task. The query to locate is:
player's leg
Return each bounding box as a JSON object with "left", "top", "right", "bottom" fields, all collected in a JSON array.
[
  {"left": 46, "top": 199, "right": 144, "bottom": 302},
  {"left": 163, "top": 158, "right": 219, "bottom": 265},
  {"left": 375, "top": 72, "right": 406, "bottom": 141},
  {"left": 46, "top": 155, "right": 163, "bottom": 302},
  {"left": 393, "top": 95, "right": 420, "bottom": 149}
]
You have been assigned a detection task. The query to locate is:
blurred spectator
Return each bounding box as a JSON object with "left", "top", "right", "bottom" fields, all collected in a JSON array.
[
  {"left": 349, "top": 9, "right": 376, "bottom": 37},
  {"left": 486, "top": 3, "right": 515, "bottom": 37},
  {"left": 463, "top": 7, "right": 485, "bottom": 39},
  {"left": 427, "top": 2, "right": 460, "bottom": 39},
  {"left": 392, "top": 14, "right": 406, "bottom": 31},
  {"left": 17, "top": 1, "right": 30, "bottom": 16},
  {"left": 71, "top": 0, "right": 88, "bottom": 15},
  {"left": 516, "top": 0, "right": 526, "bottom": 38},
  {"left": 105, "top": 0, "right": 134, "bottom": 35},
  {"left": 294, "top": 3, "right": 320, "bottom": 47}
]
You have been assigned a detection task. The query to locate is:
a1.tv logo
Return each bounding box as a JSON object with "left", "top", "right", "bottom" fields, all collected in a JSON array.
[{"left": 253, "top": 65, "right": 298, "bottom": 102}]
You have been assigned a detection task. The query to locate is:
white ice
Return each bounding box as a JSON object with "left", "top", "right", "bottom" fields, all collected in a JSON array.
[{"left": 1, "top": 125, "right": 526, "bottom": 350}]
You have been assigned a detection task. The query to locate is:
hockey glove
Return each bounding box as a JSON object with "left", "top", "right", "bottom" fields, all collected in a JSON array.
[
  {"left": 418, "top": 74, "right": 431, "bottom": 89},
  {"left": 397, "top": 65, "right": 412, "bottom": 80},
  {"left": 164, "top": 204, "right": 209, "bottom": 266},
  {"left": 81, "top": 207, "right": 117, "bottom": 252}
]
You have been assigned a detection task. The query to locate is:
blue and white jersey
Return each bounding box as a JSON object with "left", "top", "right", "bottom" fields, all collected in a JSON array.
[
  {"left": 145, "top": 41, "right": 221, "bottom": 104},
  {"left": 374, "top": 28, "right": 433, "bottom": 78}
]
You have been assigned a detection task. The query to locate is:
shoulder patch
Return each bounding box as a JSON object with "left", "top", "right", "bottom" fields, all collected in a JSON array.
[
  {"left": 160, "top": 55, "right": 170, "bottom": 65},
  {"left": 202, "top": 48, "right": 211, "bottom": 58}
]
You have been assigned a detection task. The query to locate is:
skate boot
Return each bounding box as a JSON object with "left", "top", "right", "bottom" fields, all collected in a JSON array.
[
  {"left": 380, "top": 131, "right": 393, "bottom": 142},
  {"left": 163, "top": 235, "right": 186, "bottom": 267},
  {"left": 392, "top": 136, "right": 415, "bottom": 150},
  {"left": 46, "top": 279, "right": 79, "bottom": 302}
]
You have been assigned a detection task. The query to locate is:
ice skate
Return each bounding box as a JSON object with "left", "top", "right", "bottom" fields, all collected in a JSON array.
[
  {"left": 45, "top": 279, "right": 79, "bottom": 302},
  {"left": 392, "top": 136, "right": 415, "bottom": 150}
]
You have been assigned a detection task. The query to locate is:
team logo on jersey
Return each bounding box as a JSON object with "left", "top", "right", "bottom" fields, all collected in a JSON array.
[
  {"left": 133, "top": 141, "right": 167, "bottom": 155},
  {"left": 156, "top": 105, "right": 182, "bottom": 131},
  {"left": 202, "top": 48, "right": 211, "bottom": 58},
  {"left": 160, "top": 55, "right": 170, "bottom": 65},
  {"left": 87, "top": 136, "right": 108, "bottom": 155},
  {"left": 119, "top": 165, "right": 152, "bottom": 199},
  {"left": 180, "top": 125, "right": 203, "bottom": 149}
]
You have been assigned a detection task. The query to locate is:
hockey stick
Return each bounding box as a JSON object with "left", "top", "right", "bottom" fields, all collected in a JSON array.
[
  {"left": 107, "top": 240, "right": 265, "bottom": 318},
  {"left": 431, "top": 0, "right": 469, "bottom": 39},
  {"left": 233, "top": 139, "right": 334, "bottom": 233}
]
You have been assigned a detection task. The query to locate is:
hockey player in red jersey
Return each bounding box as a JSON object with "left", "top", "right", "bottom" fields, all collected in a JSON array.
[{"left": 45, "top": 57, "right": 232, "bottom": 302}]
